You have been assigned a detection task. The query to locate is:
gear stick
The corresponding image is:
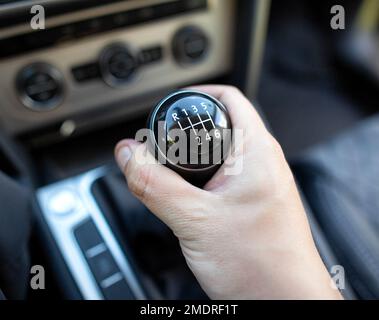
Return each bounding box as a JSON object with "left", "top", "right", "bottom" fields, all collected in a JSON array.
[{"left": 147, "top": 90, "right": 231, "bottom": 186}]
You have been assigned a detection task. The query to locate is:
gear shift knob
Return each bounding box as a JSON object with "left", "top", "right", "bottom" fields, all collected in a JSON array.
[{"left": 147, "top": 90, "right": 231, "bottom": 186}]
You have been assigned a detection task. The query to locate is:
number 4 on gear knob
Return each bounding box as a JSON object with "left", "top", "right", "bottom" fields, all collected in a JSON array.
[{"left": 147, "top": 90, "right": 232, "bottom": 187}]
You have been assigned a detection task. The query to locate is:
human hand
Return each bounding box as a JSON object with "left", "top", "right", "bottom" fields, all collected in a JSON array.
[{"left": 115, "top": 85, "right": 342, "bottom": 300}]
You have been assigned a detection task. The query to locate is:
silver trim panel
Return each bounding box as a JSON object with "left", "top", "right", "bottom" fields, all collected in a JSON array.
[{"left": 37, "top": 167, "right": 146, "bottom": 300}]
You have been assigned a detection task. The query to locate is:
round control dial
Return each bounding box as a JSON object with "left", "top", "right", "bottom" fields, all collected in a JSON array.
[
  {"left": 172, "top": 26, "right": 210, "bottom": 64},
  {"left": 148, "top": 90, "right": 231, "bottom": 186},
  {"left": 99, "top": 43, "right": 138, "bottom": 86},
  {"left": 16, "top": 63, "right": 64, "bottom": 111}
]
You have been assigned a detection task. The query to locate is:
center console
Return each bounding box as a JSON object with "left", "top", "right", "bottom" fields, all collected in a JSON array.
[
  {"left": 37, "top": 167, "right": 207, "bottom": 299},
  {"left": 37, "top": 167, "right": 146, "bottom": 300},
  {"left": 0, "top": 0, "right": 273, "bottom": 300}
]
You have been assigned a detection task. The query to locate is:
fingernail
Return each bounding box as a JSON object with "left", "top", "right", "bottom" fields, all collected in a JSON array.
[{"left": 116, "top": 146, "right": 132, "bottom": 171}]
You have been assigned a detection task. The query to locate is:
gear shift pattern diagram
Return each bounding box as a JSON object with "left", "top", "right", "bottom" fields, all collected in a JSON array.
[{"left": 147, "top": 90, "right": 232, "bottom": 186}]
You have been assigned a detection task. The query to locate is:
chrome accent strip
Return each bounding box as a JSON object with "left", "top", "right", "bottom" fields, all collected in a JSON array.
[
  {"left": 101, "top": 272, "right": 124, "bottom": 289},
  {"left": 244, "top": 0, "right": 271, "bottom": 100},
  {"left": 85, "top": 243, "right": 107, "bottom": 258},
  {"left": 37, "top": 167, "right": 146, "bottom": 300}
]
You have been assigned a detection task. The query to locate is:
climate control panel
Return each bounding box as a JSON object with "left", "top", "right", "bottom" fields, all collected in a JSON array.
[{"left": 0, "top": 0, "right": 236, "bottom": 137}]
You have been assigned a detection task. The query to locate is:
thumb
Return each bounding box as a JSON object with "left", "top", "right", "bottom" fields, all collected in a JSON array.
[{"left": 114, "top": 139, "right": 207, "bottom": 230}]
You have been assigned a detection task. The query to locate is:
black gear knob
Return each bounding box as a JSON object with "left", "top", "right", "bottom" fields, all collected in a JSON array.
[{"left": 147, "top": 90, "right": 232, "bottom": 186}]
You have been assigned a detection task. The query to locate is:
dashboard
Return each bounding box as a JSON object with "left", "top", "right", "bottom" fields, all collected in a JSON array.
[
  {"left": 0, "top": 0, "right": 359, "bottom": 301},
  {"left": 0, "top": 0, "right": 236, "bottom": 140}
]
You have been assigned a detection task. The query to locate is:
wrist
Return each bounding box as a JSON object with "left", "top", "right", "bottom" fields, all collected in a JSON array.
[{"left": 237, "top": 243, "right": 343, "bottom": 299}]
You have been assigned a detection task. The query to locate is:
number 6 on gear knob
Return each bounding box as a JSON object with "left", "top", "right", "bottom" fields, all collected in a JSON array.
[{"left": 147, "top": 90, "right": 232, "bottom": 187}]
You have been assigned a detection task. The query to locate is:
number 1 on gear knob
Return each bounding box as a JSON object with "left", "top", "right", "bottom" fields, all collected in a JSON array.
[{"left": 147, "top": 90, "right": 232, "bottom": 187}]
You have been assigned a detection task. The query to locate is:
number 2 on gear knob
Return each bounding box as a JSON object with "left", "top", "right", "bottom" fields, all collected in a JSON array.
[{"left": 147, "top": 90, "right": 232, "bottom": 187}]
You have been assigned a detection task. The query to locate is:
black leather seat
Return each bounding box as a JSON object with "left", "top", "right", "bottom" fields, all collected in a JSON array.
[{"left": 293, "top": 115, "right": 379, "bottom": 299}]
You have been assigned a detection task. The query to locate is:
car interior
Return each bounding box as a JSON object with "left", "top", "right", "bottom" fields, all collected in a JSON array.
[{"left": 0, "top": 0, "right": 378, "bottom": 300}]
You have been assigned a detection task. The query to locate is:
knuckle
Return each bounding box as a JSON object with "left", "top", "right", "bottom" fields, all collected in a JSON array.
[
  {"left": 269, "top": 135, "right": 284, "bottom": 156},
  {"left": 250, "top": 135, "right": 290, "bottom": 196},
  {"left": 225, "top": 85, "right": 242, "bottom": 96},
  {"left": 259, "top": 132, "right": 284, "bottom": 157}
]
